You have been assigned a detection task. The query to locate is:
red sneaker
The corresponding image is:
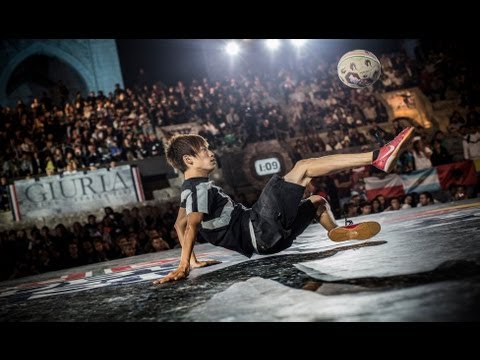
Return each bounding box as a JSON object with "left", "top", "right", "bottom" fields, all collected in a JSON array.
[
  {"left": 372, "top": 127, "right": 414, "bottom": 173},
  {"left": 328, "top": 221, "right": 381, "bottom": 242}
]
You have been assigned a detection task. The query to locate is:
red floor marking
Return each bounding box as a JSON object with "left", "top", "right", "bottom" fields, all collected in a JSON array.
[{"left": 64, "top": 272, "right": 86, "bottom": 281}]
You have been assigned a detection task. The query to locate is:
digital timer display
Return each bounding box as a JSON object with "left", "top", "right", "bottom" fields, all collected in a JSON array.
[{"left": 254, "top": 157, "right": 281, "bottom": 176}]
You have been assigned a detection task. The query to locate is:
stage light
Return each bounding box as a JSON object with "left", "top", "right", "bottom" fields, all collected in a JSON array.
[
  {"left": 265, "top": 39, "right": 281, "bottom": 51},
  {"left": 225, "top": 41, "right": 240, "bottom": 56},
  {"left": 290, "top": 39, "right": 307, "bottom": 48}
]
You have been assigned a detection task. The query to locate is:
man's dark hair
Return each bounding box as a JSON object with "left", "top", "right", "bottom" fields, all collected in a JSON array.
[{"left": 164, "top": 134, "right": 208, "bottom": 173}]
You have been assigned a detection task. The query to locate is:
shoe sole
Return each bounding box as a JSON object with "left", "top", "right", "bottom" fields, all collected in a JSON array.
[
  {"left": 385, "top": 127, "right": 415, "bottom": 172},
  {"left": 328, "top": 221, "right": 381, "bottom": 242}
]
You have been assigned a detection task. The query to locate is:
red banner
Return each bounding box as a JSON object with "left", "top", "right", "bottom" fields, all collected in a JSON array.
[
  {"left": 436, "top": 160, "right": 477, "bottom": 190},
  {"left": 364, "top": 174, "right": 405, "bottom": 201}
]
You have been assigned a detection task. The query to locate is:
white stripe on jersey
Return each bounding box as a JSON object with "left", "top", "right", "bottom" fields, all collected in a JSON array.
[
  {"left": 201, "top": 200, "right": 234, "bottom": 229},
  {"left": 195, "top": 182, "right": 211, "bottom": 214}
]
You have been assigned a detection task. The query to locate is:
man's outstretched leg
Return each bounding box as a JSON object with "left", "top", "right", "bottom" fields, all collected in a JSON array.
[
  {"left": 310, "top": 196, "right": 381, "bottom": 242},
  {"left": 284, "top": 127, "right": 414, "bottom": 186},
  {"left": 296, "top": 127, "right": 414, "bottom": 241}
]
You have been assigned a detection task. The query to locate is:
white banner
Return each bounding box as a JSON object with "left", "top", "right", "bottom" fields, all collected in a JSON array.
[{"left": 12, "top": 165, "right": 142, "bottom": 220}]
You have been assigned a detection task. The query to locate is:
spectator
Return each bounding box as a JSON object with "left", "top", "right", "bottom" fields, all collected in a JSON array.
[
  {"left": 430, "top": 139, "right": 452, "bottom": 166},
  {"left": 463, "top": 125, "right": 480, "bottom": 160},
  {"left": 385, "top": 197, "right": 402, "bottom": 211},
  {"left": 359, "top": 201, "right": 372, "bottom": 216},
  {"left": 401, "top": 194, "right": 416, "bottom": 209},
  {"left": 418, "top": 191, "right": 435, "bottom": 206},
  {"left": 412, "top": 137, "right": 432, "bottom": 170}
]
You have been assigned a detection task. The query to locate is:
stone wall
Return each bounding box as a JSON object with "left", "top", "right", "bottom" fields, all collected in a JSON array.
[{"left": 0, "top": 39, "right": 123, "bottom": 106}]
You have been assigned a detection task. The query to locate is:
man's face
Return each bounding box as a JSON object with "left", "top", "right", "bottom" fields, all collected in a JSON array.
[{"left": 188, "top": 145, "right": 216, "bottom": 173}]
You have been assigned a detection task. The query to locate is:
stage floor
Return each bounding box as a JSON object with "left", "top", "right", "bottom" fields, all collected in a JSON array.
[{"left": 1, "top": 199, "right": 480, "bottom": 321}]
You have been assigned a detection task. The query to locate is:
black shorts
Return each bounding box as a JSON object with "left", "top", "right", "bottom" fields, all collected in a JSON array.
[{"left": 250, "top": 174, "right": 317, "bottom": 254}]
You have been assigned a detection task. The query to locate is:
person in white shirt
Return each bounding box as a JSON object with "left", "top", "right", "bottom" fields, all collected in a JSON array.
[
  {"left": 463, "top": 125, "right": 480, "bottom": 160},
  {"left": 412, "top": 137, "right": 433, "bottom": 170}
]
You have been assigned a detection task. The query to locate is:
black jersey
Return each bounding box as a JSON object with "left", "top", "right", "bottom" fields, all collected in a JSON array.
[{"left": 180, "top": 177, "right": 255, "bottom": 257}]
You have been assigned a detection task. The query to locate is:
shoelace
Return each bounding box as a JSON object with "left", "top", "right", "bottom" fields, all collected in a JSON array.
[{"left": 343, "top": 211, "right": 353, "bottom": 226}]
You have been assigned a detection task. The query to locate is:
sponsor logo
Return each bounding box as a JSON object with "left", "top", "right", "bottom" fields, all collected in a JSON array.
[{"left": 378, "top": 145, "right": 395, "bottom": 162}]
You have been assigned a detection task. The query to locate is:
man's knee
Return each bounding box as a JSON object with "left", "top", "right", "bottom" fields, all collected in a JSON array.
[
  {"left": 308, "top": 195, "right": 335, "bottom": 225},
  {"left": 308, "top": 195, "right": 328, "bottom": 212},
  {"left": 294, "top": 158, "right": 315, "bottom": 171},
  {"left": 285, "top": 159, "right": 315, "bottom": 185}
]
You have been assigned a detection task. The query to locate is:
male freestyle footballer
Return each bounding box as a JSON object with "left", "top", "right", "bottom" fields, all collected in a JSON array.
[{"left": 153, "top": 127, "right": 414, "bottom": 284}]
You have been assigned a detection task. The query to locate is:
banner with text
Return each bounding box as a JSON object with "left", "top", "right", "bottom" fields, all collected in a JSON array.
[{"left": 11, "top": 165, "right": 144, "bottom": 221}]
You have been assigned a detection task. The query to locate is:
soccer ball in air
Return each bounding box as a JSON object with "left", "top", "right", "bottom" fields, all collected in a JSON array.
[{"left": 337, "top": 50, "right": 381, "bottom": 88}]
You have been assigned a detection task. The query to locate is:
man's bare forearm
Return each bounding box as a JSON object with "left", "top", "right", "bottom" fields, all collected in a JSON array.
[
  {"left": 153, "top": 210, "right": 205, "bottom": 285},
  {"left": 174, "top": 223, "right": 199, "bottom": 264},
  {"left": 177, "top": 222, "right": 197, "bottom": 271}
]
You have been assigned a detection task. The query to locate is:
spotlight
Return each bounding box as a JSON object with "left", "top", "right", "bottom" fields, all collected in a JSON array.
[
  {"left": 265, "top": 39, "right": 281, "bottom": 51},
  {"left": 225, "top": 41, "right": 240, "bottom": 56},
  {"left": 290, "top": 39, "right": 307, "bottom": 48}
]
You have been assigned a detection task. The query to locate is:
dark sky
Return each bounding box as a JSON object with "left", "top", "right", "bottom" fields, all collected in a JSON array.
[
  {"left": 116, "top": 39, "right": 210, "bottom": 87},
  {"left": 116, "top": 39, "right": 404, "bottom": 88}
]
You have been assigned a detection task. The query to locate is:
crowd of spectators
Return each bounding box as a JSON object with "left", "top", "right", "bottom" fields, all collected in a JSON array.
[
  {"left": 0, "top": 203, "right": 187, "bottom": 280},
  {"left": 2, "top": 43, "right": 477, "bottom": 184}
]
